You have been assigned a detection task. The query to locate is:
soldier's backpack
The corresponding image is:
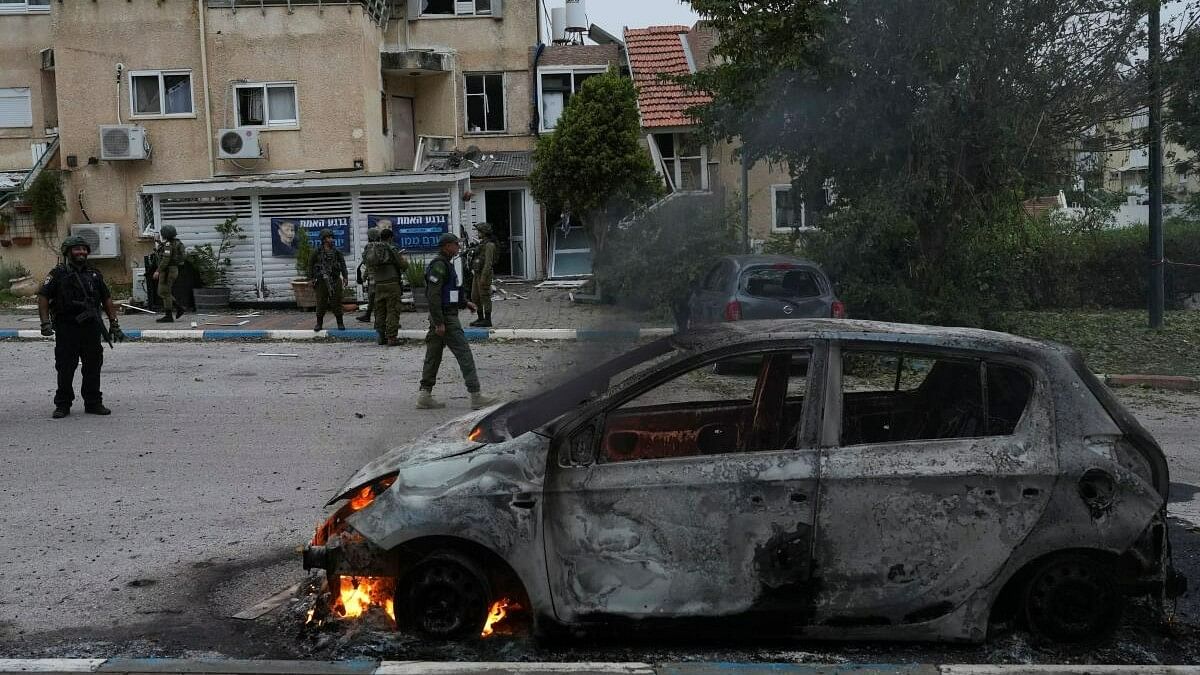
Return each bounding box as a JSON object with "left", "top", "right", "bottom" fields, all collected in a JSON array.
[{"left": 363, "top": 241, "right": 391, "bottom": 269}]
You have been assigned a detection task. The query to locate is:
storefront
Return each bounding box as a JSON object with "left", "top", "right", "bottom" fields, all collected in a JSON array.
[{"left": 139, "top": 170, "right": 471, "bottom": 303}]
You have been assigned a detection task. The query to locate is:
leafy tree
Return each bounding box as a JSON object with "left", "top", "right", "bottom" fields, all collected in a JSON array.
[
  {"left": 530, "top": 69, "right": 662, "bottom": 263},
  {"left": 1166, "top": 25, "right": 1200, "bottom": 199},
  {"left": 686, "top": 0, "right": 1149, "bottom": 264}
]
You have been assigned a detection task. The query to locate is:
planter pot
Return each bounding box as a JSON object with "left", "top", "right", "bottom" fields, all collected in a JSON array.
[
  {"left": 12, "top": 236, "right": 33, "bottom": 246},
  {"left": 291, "top": 278, "right": 317, "bottom": 309},
  {"left": 193, "top": 286, "right": 231, "bottom": 310},
  {"left": 9, "top": 275, "right": 39, "bottom": 297}
]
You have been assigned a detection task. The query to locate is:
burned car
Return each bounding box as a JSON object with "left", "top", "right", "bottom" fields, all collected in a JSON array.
[{"left": 304, "top": 319, "right": 1181, "bottom": 643}]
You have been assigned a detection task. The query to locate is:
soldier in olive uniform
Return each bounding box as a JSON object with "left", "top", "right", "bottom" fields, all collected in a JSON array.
[
  {"left": 469, "top": 222, "right": 498, "bottom": 328},
  {"left": 309, "top": 228, "right": 349, "bottom": 332},
  {"left": 37, "top": 235, "right": 127, "bottom": 418},
  {"left": 153, "top": 225, "right": 186, "bottom": 323},
  {"left": 417, "top": 233, "right": 499, "bottom": 410},
  {"left": 355, "top": 227, "right": 381, "bottom": 324},
  {"left": 367, "top": 227, "right": 408, "bottom": 346}
]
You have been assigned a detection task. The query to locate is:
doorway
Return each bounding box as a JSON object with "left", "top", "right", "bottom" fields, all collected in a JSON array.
[
  {"left": 390, "top": 96, "right": 415, "bottom": 170},
  {"left": 483, "top": 189, "right": 526, "bottom": 277}
]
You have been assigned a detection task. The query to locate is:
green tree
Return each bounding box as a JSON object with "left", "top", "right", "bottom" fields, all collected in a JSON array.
[
  {"left": 1166, "top": 26, "right": 1200, "bottom": 213},
  {"left": 530, "top": 69, "right": 662, "bottom": 264}
]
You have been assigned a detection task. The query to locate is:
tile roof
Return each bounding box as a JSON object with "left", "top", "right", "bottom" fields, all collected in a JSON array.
[{"left": 624, "top": 25, "right": 712, "bottom": 129}]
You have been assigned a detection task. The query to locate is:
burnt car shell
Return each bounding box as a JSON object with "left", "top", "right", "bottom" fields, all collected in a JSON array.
[{"left": 308, "top": 319, "right": 1180, "bottom": 643}]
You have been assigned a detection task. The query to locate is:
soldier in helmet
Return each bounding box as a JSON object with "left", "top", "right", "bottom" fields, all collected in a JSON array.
[
  {"left": 152, "top": 224, "right": 186, "bottom": 323},
  {"left": 355, "top": 227, "right": 381, "bottom": 324},
  {"left": 37, "top": 235, "right": 127, "bottom": 418},
  {"left": 469, "top": 222, "right": 497, "bottom": 328},
  {"left": 366, "top": 227, "right": 408, "bottom": 346},
  {"left": 417, "top": 232, "right": 499, "bottom": 410},
  {"left": 308, "top": 228, "right": 349, "bottom": 332}
]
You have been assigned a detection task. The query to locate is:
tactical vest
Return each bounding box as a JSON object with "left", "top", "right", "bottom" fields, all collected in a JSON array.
[{"left": 428, "top": 257, "right": 461, "bottom": 307}]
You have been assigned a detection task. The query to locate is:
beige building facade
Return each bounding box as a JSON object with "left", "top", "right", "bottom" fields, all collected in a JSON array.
[{"left": 1, "top": 0, "right": 569, "bottom": 294}]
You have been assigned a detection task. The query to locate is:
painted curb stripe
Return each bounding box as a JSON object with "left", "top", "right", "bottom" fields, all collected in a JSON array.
[
  {"left": 0, "top": 659, "right": 105, "bottom": 673},
  {"left": 660, "top": 666, "right": 935, "bottom": 675},
  {"left": 95, "top": 659, "right": 378, "bottom": 674},
  {"left": 0, "top": 328, "right": 675, "bottom": 342},
  {"left": 376, "top": 665, "right": 655, "bottom": 675}
]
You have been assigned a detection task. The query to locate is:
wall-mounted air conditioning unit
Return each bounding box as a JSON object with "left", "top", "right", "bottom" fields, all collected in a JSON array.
[
  {"left": 99, "top": 125, "right": 148, "bottom": 160},
  {"left": 70, "top": 223, "right": 121, "bottom": 259},
  {"left": 218, "top": 128, "right": 262, "bottom": 160}
]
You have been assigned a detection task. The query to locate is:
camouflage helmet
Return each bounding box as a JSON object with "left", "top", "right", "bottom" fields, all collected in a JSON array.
[
  {"left": 319, "top": 228, "right": 335, "bottom": 240},
  {"left": 160, "top": 224, "right": 178, "bottom": 240},
  {"left": 367, "top": 227, "right": 380, "bottom": 242},
  {"left": 60, "top": 235, "right": 92, "bottom": 256},
  {"left": 438, "top": 232, "right": 460, "bottom": 247},
  {"left": 475, "top": 221, "right": 493, "bottom": 235}
]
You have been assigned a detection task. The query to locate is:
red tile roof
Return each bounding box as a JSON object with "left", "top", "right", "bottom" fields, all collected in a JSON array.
[{"left": 624, "top": 25, "right": 712, "bottom": 129}]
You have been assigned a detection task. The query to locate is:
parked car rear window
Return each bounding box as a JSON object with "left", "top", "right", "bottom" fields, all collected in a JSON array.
[
  {"left": 742, "top": 267, "right": 823, "bottom": 299},
  {"left": 840, "top": 351, "right": 1033, "bottom": 445}
]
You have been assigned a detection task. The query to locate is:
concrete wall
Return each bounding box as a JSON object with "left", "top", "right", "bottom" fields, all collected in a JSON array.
[{"left": 0, "top": 11, "right": 52, "bottom": 171}]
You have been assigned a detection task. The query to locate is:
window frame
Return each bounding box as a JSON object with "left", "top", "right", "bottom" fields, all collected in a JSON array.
[
  {"left": 0, "top": 0, "right": 50, "bottom": 14},
  {"left": 828, "top": 342, "right": 1039, "bottom": 449},
  {"left": 0, "top": 86, "right": 33, "bottom": 129},
  {"left": 419, "top": 0, "right": 492, "bottom": 17},
  {"left": 463, "top": 72, "right": 506, "bottom": 135},
  {"left": 128, "top": 70, "right": 195, "bottom": 119},
  {"left": 771, "top": 184, "right": 809, "bottom": 232},
  {"left": 233, "top": 81, "right": 299, "bottom": 129},
  {"left": 537, "top": 66, "right": 607, "bottom": 132},
  {"left": 652, "top": 132, "right": 709, "bottom": 192}
]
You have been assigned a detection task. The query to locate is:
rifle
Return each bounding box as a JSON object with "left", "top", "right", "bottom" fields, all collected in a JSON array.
[{"left": 68, "top": 268, "right": 113, "bottom": 349}]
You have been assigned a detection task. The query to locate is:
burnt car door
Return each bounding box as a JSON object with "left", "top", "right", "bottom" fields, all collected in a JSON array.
[
  {"left": 810, "top": 342, "right": 1057, "bottom": 626},
  {"left": 542, "top": 342, "right": 826, "bottom": 624}
]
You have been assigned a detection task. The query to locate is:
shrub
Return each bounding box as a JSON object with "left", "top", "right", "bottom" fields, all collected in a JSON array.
[
  {"left": 0, "top": 259, "right": 30, "bottom": 290},
  {"left": 22, "top": 170, "right": 67, "bottom": 234}
]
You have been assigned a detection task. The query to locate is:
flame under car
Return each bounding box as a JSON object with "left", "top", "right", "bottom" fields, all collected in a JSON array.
[{"left": 304, "top": 319, "right": 1184, "bottom": 642}]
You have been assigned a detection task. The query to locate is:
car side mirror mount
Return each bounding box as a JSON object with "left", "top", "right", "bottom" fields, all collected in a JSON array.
[{"left": 562, "top": 425, "right": 597, "bottom": 467}]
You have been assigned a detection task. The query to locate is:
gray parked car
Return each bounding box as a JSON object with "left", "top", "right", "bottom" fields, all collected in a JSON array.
[
  {"left": 304, "top": 320, "right": 1181, "bottom": 644},
  {"left": 687, "top": 255, "right": 843, "bottom": 326}
]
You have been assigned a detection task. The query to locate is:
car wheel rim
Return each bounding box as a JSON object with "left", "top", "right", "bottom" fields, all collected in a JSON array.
[
  {"left": 410, "top": 562, "right": 486, "bottom": 637},
  {"left": 1027, "top": 560, "right": 1118, "bottom": 641}
]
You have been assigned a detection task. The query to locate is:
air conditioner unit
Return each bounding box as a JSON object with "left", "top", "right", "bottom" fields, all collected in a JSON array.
[
  {"left": 99, "top": 125, "right": 148, "bottom": 161},
  {"left": 218, "top": 128, "right": 262, "bottom": 159},
  {"left": 70, "top": 223, "right": 121, "bottom": 259}
]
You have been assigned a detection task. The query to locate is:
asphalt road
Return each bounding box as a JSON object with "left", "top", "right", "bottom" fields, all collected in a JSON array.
[{"left": 1, "top": 340, "right": 1200, "bottom": 664}]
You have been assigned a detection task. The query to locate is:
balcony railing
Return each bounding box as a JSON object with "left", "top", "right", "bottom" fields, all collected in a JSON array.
[{"left": 206, "top": 0, "right": 398, "bottom": 25}]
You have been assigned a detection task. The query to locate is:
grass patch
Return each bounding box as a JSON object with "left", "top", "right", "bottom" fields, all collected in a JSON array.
[{"left": 998, "top": 310, "right": 1200, "bottom": 376}]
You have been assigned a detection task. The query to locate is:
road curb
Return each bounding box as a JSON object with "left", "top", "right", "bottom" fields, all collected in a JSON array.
[
  {"left": 0, "top": 327, "right": 670, "bottom": 342},
  {"left": 4, "top": 662, "right": 1200, "bottom": 675},
  {"left": 1104, "top": 373, "right": 1200, "bottom": 391}
]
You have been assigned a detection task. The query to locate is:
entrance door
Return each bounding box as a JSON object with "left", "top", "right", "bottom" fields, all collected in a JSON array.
[
  {"left": 391, "top": 96, "right": 415, "bottom": 170},
  {"left": 484, "top": 189, "right": 526, "bottom": 277},
  {"left": 544, "top": 348, "right": 820, "bottom": 623}
]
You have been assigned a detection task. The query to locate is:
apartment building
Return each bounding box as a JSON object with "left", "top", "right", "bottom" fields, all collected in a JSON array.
[{"left": 0, "top": 0, "right": 590, "bottom": 302}]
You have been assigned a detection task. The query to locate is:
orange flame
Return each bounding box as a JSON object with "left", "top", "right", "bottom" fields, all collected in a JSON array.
[
  {"left": 334, "top": 576, "right": 395, "bottom": 622},
  {"left": 481, "top": 598, "right": 512, "bottom": 637}
]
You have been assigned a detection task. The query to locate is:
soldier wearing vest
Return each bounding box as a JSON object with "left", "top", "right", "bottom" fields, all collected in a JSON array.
[
  {"left": 37, "top": 235, "right": 127, "bottom": 418},
  {"left": 366, "top": 227, "right": 409, "bottom": 346},
  {"left": 308, "top": 228, "right": 349, "bottom": 332},
  {"left": 417, "top": 233, "right": 499, "bottom": 410},
  {"left": 469, "top": 222, "right": 497, "bottom": 328},
  {"left": 152, "top": 225, "right": 187, "bottom": 323},
  {"left": 355, "top": 227, "right": 381, "bottom": 324}
]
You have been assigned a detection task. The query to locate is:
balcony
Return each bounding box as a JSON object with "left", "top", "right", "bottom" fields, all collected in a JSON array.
[{"left": 381, "top": 49, "right": 450, "bottom": 76}]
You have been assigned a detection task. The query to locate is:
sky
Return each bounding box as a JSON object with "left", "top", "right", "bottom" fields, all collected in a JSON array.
[{"left": 571, "top": 0, "right": 701, "bottom": 36}]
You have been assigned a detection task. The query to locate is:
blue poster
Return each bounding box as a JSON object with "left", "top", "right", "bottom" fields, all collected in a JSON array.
[
  {"left": 271, "top": 217, "right": 351, "bottom": 256},
  {"left": 368, "top": 214, "right": 449, "bottom": 251}
]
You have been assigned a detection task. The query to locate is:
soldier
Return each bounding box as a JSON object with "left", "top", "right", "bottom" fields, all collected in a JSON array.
[
  {"left": 37, "top": 235, "right": 127, "bottom": 419},
  {"left": 152, "top": 225, "right": 186, "bottom": 323},
  {"left": 417, "top": 233, "right": 498, "bottom": 410},
  {"left": 355, "top": 227, "right": 380, "bottom": 324},
  {"left": 366, "top": 227, "right": 408, "bottom": 346},
  {"left": 308, "top": 228, "right": 349, "bottom": 332},
  {"left": 469, "top": 222, "right": 498, "bottom": 328}
]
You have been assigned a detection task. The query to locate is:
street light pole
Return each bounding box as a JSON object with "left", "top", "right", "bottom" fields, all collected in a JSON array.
[{"left": 1148, "top": 0, "right": 1165, "bottom": 328}]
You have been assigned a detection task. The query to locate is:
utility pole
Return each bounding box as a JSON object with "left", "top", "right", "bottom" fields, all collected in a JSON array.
[{"left": 1148, "top": 0, "right": 1165, "bottom": 328}]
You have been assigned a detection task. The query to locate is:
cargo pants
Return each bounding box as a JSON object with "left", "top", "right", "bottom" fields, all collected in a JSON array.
[
  {"left": 419, "top": 311, "right": 480, "bottom": 393},
  {"left": 372, "top": 281, "right": 402, "bottom": 339}
]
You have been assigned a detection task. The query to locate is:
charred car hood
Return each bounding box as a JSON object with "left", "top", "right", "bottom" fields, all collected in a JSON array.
[{"left": 328, "top": 408, "right": 493, "bottom": 505}]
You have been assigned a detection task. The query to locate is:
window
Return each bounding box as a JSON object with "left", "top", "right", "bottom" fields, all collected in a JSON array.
[
  {"left": 741, "top": 266, "right": 823, "bottom": 299},
  {"left": 137, "top": 193, "right": 158, "bottom": 237},
  {"left": 464, "top": 73, "right": 504, "bottom": 133},
  {"left": 0, "top": 87, "right": 33, "bottom": 128},
  {"left": 0, "top": 0, "right": 50, "bottom": 14},
  {"left": 840, "top": 350, "right": 1033, "bottom": 446},
  {"left": 771, "top": 185, "right": 805, "bottom": 231},
  {"left": 653, "top": 132, "right": 707, "bottom": 191},
  {"left": 130, "top": 71, "right": 193, "bottom": 117},
  {"left": 601, "top": 351, "right": 811, "bottom": 463},
  {"left": 235, "top": 83, "right": 298, "bottom": 128},
  {"left": 538, "top": 68, "right": 604, "bottom": 131},
  {"left": 420, "top": 0, "right": 492, "bottom": 16}
]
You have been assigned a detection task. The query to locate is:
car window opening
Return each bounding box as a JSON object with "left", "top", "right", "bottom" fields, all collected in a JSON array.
[
  {"left": 840, "top": 351, "right": 1033, "bottom": 446},
  {"left": 742, "top": 266, "right": 823, "bottom": 299}
]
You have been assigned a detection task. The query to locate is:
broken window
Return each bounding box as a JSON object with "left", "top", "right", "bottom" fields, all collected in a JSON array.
[
  {"left": 772, "top": 185, "right": 803, "bottom": 230},
  {"left": 130, "top": 71, "right": 193, "bottom": 117},
  {"left": 742, "top": 266, "right": 823, "bottom": 299},
  {"left": 464, "top": 73, "right": 505, "bottom": 133},
  {"left": 539, "top": 68, "right": 604, "bottom": 131},
  {"left": 653, "top": 132, "right": 707, "bottom": 192},
  {"left": 419, "top": 0, "right": 491, "bottom": 16},
  {"left": 601, "top": 351, "right": 811, "bottom": 463},
  {"left": 839, "top": 350, "right": 1033, "bottom": 446},
  {"left": 235, "top": 83, "right": 298, "bottom": 128}
]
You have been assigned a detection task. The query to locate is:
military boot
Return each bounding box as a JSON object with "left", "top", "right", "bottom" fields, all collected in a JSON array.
[
  {"left": 416, "top": 389, "right": 446, "bottom": 410},
  {"left": 336, "top": 317, "right": 346, "bottom": 331},
  {"left": 470, "top": 391, "right": 499, "bottom": 410},
  {"left": 387, "top": 337, "right": 400, "bottom": 347},
  {"left": 377, "top": 332, "right": 387, "bottom": 346},
  {"left": 52, "top": 407, "right": 70, "bottom": 419},
  {"left": 469, "top": 310, "right": 485, "bottom": 327},
  {"left": 156, "top": 312, "right": 174, "bottom": 323},
  {"left": 314, "top": 314, "right": 324, "bottom": 332},
  {"left": 175, "top": 306, "right": 187, "bottom": 319},
  {"left": 476, "top": 312, "right": 492, "bottom": 328},
  {"left": 356, "top": 311, "right": 372, "bottom": 323},
  {"left": 84, "top": 403, "right": 112, "bottom": 415}
]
